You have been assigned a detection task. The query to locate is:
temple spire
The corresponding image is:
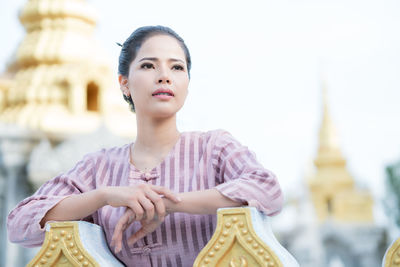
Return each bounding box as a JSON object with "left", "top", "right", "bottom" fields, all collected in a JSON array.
[
  {"left": 307, "top": 82, "right": 373, "bottom": 223},
  {"left": 314, "top": 82, "right": 345, "bottom": 168}
]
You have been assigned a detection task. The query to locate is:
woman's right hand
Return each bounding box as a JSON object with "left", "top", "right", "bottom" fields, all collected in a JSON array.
[{"left": 103, "top": 184, "right": 181, "bottom": 222}]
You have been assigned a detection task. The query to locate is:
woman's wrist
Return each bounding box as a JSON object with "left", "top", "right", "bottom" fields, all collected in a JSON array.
[
  {"left": 163, "top": 195, "right": 178, "bottom": 215},
  {"left": 97, "top": 187, "right": 109, "bottom": 207}
]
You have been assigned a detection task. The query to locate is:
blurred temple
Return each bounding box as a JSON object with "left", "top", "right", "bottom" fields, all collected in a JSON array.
[
  {"left": 0, "top": 0, "right": 135, "bottom": 138},
  {"left": 0, "top": 0, "right": 135, "bottom": 266},
  {"left": 273, "top": 86, "right": 387, "bottom": 267}
]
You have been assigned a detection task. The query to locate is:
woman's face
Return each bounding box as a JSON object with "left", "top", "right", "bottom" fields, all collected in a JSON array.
[{"left": 120, "top": 34, "right": 189, "bottom": 119}]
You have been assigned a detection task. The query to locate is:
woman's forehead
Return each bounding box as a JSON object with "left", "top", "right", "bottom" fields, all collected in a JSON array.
[{"left": 135, "top": 35, "right": 186, "bottom": 62}]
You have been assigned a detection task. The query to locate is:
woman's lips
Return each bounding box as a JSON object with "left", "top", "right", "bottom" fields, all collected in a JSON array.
[
  {"left": 153, "top": 94, "right": 174, "bottom": 100},
  {"left": 152, "top": 89, "right": 174, "bottom": 100}
]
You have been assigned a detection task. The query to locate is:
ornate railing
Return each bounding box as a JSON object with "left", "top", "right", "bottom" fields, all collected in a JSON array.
[{"left": 27, "top": 207, "right": 299, "bottom": 267}]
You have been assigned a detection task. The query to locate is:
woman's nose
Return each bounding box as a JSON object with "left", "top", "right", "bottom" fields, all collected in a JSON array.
[
  {"left": 157, "top": 67, "right": 171, "bottom": 84},
  {"left": 158, "top": 77, "right": 170, "bottom": 84}
]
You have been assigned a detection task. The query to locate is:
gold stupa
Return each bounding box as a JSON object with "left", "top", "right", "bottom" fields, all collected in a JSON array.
[
  {"left": 307, "top": 86, "right": 373, "bottom": 223},
  {"left": 0, "top": 0, "right": 135, "bottom": 139}
]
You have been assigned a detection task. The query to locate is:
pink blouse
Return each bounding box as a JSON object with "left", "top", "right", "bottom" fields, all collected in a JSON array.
[{"left": 7, "top": 130, "right": 283, "bottom": 267}]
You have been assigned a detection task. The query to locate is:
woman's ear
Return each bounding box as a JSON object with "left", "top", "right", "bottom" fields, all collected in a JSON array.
[{"left": 118, "top": 74, "right": 130, "bottom": 97}]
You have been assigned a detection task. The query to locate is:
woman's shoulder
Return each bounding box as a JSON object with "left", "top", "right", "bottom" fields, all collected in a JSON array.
[
  {"left": 80, "top": 143, "right": 131, "bottom": 163},
  {"left": 183, "top": 129, "right": 234, "bottom": 145}
]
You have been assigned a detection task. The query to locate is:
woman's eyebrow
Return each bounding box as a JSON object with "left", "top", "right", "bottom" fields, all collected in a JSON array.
[
  {"left": 139, "top": 57, "right": 185, "bottom": 63},
  {"left": 169, "top": 58, "right": 185, "bottom": 64},
  {"left": 139, "top": 57, "right": 157, "bottom": 62}
]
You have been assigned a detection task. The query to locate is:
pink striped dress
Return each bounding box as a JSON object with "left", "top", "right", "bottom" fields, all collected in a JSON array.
[{"left": 7, "top": 130, "right": 283, "bottom": 267}]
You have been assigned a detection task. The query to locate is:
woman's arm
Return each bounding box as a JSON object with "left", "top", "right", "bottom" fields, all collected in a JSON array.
[
  {"left": 164, "top": 188, "right": 242, "bottom": 214},
  {"left": 41, "top": 185, "right": 182, "bottom": 227},
  {"left": 40, "top": 189, "right": 106, "bottom": 228},
  {"left": 7, "top": 155, "right": 97, "bottom": 247}
]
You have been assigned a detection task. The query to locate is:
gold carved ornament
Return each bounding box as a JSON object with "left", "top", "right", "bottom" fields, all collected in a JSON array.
[
  {"left": 27, "top": 222, "right": 98, "bottom": 267},
  {"left": 384, "top": 237, "right": 400, "bottom": 267},
  {"left": 193, "top": 208, "right": 283, "bottom": 267}
]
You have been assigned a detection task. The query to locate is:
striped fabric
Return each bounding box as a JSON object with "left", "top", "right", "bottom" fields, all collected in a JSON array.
[{"left": 7, "top": 129, "right": 283, "bottom": 267}]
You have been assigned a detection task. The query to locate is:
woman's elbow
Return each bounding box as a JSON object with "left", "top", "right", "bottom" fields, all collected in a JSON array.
[
  {"left": 7, "top": 214, "right": 44, "bottom": 248},
  {"left": 268, "top": 191, "right": 284, "bottom": 215},
  {"left": 250, "top": 189, "right": 284, "bottom": 216},
  {"left": 7, "top": 227, "right": 44, "bottom": 248}
]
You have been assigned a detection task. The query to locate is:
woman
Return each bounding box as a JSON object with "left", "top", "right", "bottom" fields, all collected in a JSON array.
[{"left": 7, "top": 26, "right": 283, "bottom": 266}]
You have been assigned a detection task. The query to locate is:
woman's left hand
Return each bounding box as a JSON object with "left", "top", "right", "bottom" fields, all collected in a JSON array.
[{"left": 111, "top": 208, "right": 166, "bottom": 254}]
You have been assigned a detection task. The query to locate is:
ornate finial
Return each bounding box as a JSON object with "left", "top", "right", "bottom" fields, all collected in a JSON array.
[
  {"left": 317, "top": 82, "right": 342, "bottom": 163},
  {"left": 321, "top": 79, "right": 328, "bottom": 113}
]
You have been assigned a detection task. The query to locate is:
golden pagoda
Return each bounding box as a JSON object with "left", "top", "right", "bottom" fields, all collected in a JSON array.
[
  {"left": 0, "top": 0, "right": 135, "bottom": 139},
  {"left": 307, "top": 86, "right": 373, "bottom": 223}
]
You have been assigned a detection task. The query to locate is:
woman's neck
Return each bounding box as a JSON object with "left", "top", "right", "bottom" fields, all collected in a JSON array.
[{"left": 134, "top": 114, "right": 180, "bottom": 155}]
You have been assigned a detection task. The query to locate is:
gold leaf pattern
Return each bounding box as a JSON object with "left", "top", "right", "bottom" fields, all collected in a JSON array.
[
  {"left": 194, "top": 208, "right": 283, "bottom": 267},
  {"left": 27, "top": 222, "right": 98, "bottom": 267}
]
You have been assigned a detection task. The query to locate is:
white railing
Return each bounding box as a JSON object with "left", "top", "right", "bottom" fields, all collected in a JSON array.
[{"left": 28, "top": 207, "right": 300, "bottom": 267}]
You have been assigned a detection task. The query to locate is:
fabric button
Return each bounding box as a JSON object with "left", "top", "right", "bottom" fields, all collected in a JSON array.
[
  {"left": 142, "top": 247, "right": 151, "bottom": 255},
  {"left": 129, "top": 243, "right": 162, "bottom": 255},
  {"left": 129, "top": 168, "right": 159, "bottom": 182}
]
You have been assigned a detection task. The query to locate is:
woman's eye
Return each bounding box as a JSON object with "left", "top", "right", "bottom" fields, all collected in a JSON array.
[
  {"left": 141, "top": 63, "right": 154, "bottom": 69},
  {"left": 172, "top": 65, "right": 184, "bottom": 71}
]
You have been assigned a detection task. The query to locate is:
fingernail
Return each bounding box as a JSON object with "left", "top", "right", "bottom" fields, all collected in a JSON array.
[{"left": 177, "top": 197, "right": 182, "bottom": 201}]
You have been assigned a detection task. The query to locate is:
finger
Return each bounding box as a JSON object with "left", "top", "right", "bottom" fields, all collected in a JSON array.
[
  {"left": 112, "top": 215, "right": 129, "bottom": 253},
  {"left": 112, "top": 210, "right": 133, "bottom": 253},
  {"left": 145, "top": 190, "right": 166, "bottom": 220},
  {"left": 111, "top": 214, "right": 126, "bottom": 247},
  {"left": 139, "top": 196, "right": 155, "bottom": 222},
  {"left": 151, "top": 185, "right": 181, "bottom": 203},
  {"left": 112, "top": 211, "right": 130, "bottom": 243},
  {"left": 117, "top": 212, "right": 136, "bottom": 251},
  {"left": 129, "top": 201, "right": 144, "bottom": 221}
]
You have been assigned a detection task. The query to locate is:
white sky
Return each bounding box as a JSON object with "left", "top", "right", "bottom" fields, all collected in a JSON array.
[{"left": 1, "top": 0, "right": 400, "bottom": 223}]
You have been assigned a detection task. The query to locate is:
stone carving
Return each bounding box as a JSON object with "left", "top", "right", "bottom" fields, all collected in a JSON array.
[
  {"left": 27, "top": 221, "right": 123, "bottom": 267},
  {"left": 27, "top": 222, "right": 98, "bottom": 267},
  {"left": 194, "top": 207, "right": 299, "bottom": 267}
]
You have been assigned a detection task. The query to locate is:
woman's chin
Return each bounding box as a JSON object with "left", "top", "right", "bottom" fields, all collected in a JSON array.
[
  {"left": 135, "top": 103, "right": 183, "bottom": 119},
  {"left": 149, "top": 108, "right": 180, "bottom": 120}
]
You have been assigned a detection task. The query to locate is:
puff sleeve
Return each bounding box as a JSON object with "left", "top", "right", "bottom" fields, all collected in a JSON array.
[
  {"left": 212, "top": 130, "right": 283, "bottom": 215},
  {"left": 7, "top": 154, "right": 96, "bottom": 247}
]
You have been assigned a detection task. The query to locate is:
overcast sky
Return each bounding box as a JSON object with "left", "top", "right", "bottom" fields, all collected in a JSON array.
[{"left": 1, "top": 0, "right": 400, "bottom": 223}]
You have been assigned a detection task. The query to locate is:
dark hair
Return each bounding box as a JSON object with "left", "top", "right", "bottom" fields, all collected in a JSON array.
[{"left": 118, "top": 25, "right": 191, "bottom": 112}]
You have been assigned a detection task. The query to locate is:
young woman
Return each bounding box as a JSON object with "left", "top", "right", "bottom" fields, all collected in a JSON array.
[{"left": 7, "top": 26, "right": 283, "bottom": 266}]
